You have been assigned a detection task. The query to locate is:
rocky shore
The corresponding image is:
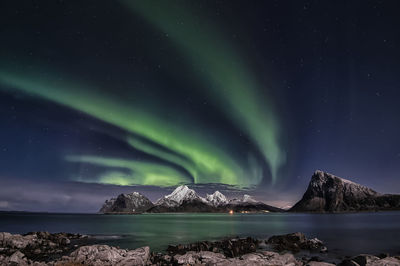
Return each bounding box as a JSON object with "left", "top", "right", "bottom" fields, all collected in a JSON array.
[{"left": 1, "top": 231, "right": 399, "bottom": 265}]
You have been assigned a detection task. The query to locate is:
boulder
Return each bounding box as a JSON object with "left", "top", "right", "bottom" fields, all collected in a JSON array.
[
  {"left": 225, "top": 251, "right": 301, "bottom": 266},
  {"left": 352, "top": 254, "right": 380, "bottom": 266},
  {"left": 267, "top": 232, "right": 326, "bottom": 253}
]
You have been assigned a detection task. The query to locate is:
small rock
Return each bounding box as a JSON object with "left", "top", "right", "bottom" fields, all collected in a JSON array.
[
  {"left": 33, "top": 248, "right": 42, "bottom": 254},
  {"left": 9, "top": 251, "right": 27, "bottom": 266},
  {"left": 59, "top": 237, "right": 70, "bottom": 245},
  {"left": 320, "top": 246, "right": 328, "bottom": 253}
]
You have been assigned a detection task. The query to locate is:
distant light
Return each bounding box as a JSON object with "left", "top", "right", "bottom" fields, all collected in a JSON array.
[{"left": 229, "top": 210, "right": 234, "bottom": 214}]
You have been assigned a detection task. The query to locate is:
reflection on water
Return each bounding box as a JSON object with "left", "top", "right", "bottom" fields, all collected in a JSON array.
[{"left": 1, "top": 212, "right": 400, "bottom": 256}]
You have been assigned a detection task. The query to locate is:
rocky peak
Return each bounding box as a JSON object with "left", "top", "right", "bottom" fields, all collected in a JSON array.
[
  {"left": 290, "top": 170, "right": 383, "bottom": 212},
  {"left": 206, "top": 191, "right": 228, "bottom": 206},
  {"left": 99, "top": 192, "right": 154, "bottom": 213},
  {"left": 309, "top": 170, "right": 379, "bottom": 198}
]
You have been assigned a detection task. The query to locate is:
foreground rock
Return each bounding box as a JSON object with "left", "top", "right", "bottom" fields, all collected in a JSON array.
[
  {"left": 0, "top": 231, "right": 87, "bottom": 262},
  {"left": 290, "top": 170, "right": 400, "bottom": 212},
  {"left": 267, "top": 232, "right": 327, "bottom": 253},
  {"left": 58, "top": 245, "right": 150, "bottom": 265},
  {"left": 167, "top": 250, "right": 301, "bottom": 265},
  {"left": 1, "top": 232, "right": 400, "bottom": 265}
]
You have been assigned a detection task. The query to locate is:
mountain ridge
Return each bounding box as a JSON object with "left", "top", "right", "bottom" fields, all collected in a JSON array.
[{"left": 100, "top": 185, "right": 282, "bottom": 213}]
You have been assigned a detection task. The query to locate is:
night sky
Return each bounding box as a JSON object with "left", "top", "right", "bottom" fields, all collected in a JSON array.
[{"left": 1, "top": 1, "right": 399, "bottom": 212}]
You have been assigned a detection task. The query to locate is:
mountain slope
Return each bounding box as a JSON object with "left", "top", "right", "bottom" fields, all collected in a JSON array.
[
  {"left": 99, "top": 192, "right": 154, "bottom": 214},
  {"left": 225, "top": 194, "right": 283, "bottom": 213},
  {"left": 290, "top": 170, "right": 400, "bottom": 212}
]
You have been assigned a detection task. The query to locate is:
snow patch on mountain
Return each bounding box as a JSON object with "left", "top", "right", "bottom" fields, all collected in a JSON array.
[
  {"left": 242, "top": 194, "right": 258, "bottom": 203},
  {"left": 206, "top": 191, "right": 228, "bottom": 206},
  {"left": 156, "top": 185, "right": 207, "bottom": 207},
  {"left": 229, "top": 194, "right": 260, "bottom": 205}
]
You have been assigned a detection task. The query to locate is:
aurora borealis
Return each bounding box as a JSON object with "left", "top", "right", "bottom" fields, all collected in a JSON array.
[{"left": 1, "top": 1, "right": 400, "bottom": 212}]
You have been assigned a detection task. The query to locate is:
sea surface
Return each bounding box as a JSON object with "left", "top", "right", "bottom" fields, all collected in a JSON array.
[{"left": 1, "top": 212, "right": 400, "bottom": 257}]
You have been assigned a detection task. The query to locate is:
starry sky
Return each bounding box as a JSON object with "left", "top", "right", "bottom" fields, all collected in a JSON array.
[{"left": 0, "top": 0, "right": 399, "bottom": 212}]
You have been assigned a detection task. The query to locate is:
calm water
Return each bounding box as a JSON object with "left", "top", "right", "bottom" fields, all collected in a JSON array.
[{"left": 1, "top": 212, "right": 400, "bottom": 257}]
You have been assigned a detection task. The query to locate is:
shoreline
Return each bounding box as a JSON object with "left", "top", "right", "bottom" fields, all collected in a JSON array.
[
  {"left": 1, "top": 231, "right": 399, "bottom": 265},
  {"left": 3, "top": 209, "right": 400, "bottom": 215}
]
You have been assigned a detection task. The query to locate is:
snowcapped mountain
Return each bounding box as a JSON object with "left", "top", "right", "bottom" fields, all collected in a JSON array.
[
  {"left": 101, "top": 185, "right": 284, "bottom": 213},
  {"left": 148, "top": 186, "right": 283, "bottom": 213},
  {"left": 206, "top": 191, "right": 228, "bottom": 206},
  {"left": 155, "top": 185, "right": 207, "bottom": 207},
  {"left": 99, "top": 192, "right": 154, "bottom": 213}
]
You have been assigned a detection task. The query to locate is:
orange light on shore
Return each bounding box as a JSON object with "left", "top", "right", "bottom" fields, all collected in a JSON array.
[{"left": 229, "top": 210, "right": 234, "bottom": 214}]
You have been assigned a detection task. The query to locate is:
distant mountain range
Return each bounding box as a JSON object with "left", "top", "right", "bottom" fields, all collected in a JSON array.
[
  {"left": 100, "top": 185, "right": 282, "bottom": 214},
  {"left": 290, "top": 170, "right": 400, "bottom": 212},
  {"left": 100, "top": 170, "right": 400, "bottom": 214}
]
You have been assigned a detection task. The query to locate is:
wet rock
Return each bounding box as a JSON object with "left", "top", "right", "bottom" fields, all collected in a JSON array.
[
  {"left": 338, "top": 259, "right": 361, "bottom": 266},
  {"left": 352, "top": 254, "right": 380, "bottom": 266},
  {"left": 267, "top": 232, "right": 326, "bottom": 253},
  {"left": 320, "top": 246, "right": 328, "bottom": 253},
  {"left": 166, "top": 236, "right": 259, "bottom": 258}
]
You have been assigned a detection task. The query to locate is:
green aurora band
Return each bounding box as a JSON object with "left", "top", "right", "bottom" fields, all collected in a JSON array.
[
  {"left": 0, "top": 69, "right": 261, "bottom": 187},
  {"left": 122, "top": 0, "right": 286, "bottom": 183},
  {"left": 66, "top": 155, "right": 190, "bottom": 187}
]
